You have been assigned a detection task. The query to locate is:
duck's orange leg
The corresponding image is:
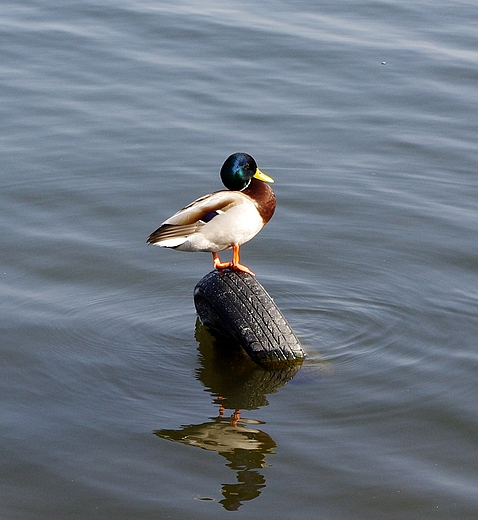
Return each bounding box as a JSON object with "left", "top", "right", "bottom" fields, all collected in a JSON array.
[
  {"left": 230, "top": 245, "right": 255, "bottom": 275},
  {"left": 212, "top": 246, "right": 255, "bottom": 276},
  {"left": 212, "top": 252, "right": 229, "bottom": 269}
]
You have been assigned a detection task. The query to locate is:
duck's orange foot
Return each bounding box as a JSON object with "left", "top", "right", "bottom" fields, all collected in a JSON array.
[
  {"left": 230, "top": 262, "right": 255, "bottom": 276},
  {"left": 212, "top": 249, "right": 255, "bottom": 276},
  {"left": 212, "top": 253, "right": 231, "bottom": 270}
]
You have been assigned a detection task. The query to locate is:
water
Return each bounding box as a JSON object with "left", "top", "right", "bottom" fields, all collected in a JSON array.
[{"left": 1, "top": 1, "right": 477, "bottom": 518}]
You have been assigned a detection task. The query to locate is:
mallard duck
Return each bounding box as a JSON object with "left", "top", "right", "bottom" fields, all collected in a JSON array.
[{"left": 147, "top": 152, "right": 275, "bottom": 276}]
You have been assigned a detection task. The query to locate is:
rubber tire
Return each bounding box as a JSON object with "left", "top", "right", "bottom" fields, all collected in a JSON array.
[{"left": 194, "top": 269, "right": 305, "bottom": 368}]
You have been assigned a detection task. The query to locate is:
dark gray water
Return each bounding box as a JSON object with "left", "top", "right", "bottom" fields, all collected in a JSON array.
[{"left": 2, "top": 1, "right": 477, "bottom": 518}]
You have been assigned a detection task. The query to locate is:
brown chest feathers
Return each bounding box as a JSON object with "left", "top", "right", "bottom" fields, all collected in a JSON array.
[{"left": 243, "top": 178, "right": 276, "bottom": 224}]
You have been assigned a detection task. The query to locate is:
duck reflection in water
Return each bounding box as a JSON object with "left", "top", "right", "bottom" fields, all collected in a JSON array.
[{"left": 153, "top": 319, "right": 302, "bottom": 511}]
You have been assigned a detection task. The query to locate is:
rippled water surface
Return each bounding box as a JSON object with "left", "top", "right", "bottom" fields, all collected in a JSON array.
[{"left": 1, "top": 1, "right": 477, "bottom": 518}]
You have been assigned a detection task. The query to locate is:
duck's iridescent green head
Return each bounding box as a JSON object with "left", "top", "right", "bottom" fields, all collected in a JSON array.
[{"left": 220, "top": 153, "right": 274, "bottom": 191}]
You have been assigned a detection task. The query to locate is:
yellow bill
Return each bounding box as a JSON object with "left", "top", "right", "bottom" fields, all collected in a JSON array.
[{"left": 253, "top": 168, "right": 274, "bottom": 183}]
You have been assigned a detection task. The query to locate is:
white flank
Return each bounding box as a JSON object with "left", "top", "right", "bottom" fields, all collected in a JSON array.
[{"left": 154, "top": 237, "right": 188, "bottom": 248}]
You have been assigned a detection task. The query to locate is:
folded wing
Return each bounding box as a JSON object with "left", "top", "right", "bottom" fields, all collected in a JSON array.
[{"left": 147, "top": 190, "right": 245, "bottom": 247}]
